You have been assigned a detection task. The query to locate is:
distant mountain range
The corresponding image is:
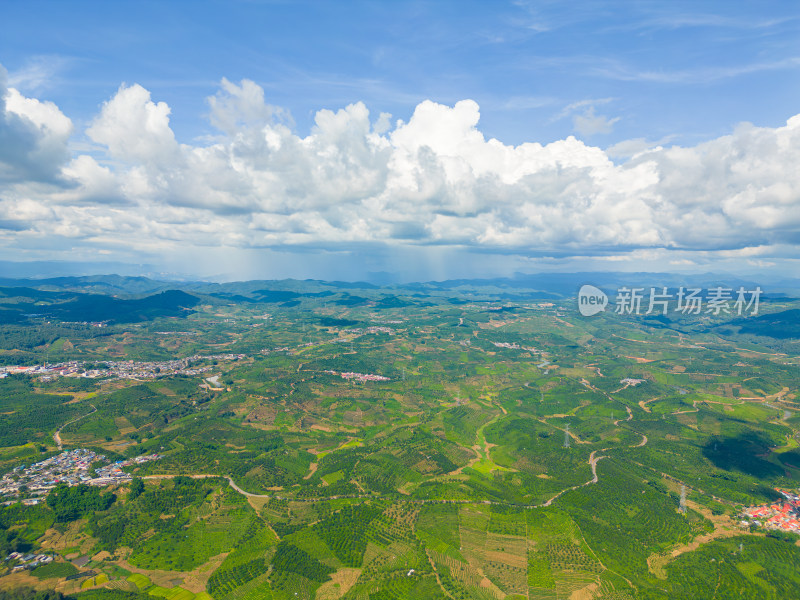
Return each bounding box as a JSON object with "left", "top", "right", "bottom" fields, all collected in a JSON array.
[
  {"left": 0, "top": 270, "right": 797, "bottom": 297},
  {"left": 0, "top": 287, "right": 199, "bottom": 324},
  {"left": 0, "top": 270, "right": 797, "bottom": 326}
]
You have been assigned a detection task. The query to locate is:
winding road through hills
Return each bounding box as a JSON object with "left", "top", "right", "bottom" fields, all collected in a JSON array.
[
  {"left": 138, "top": 376, "right": 658, "bottom": 511},
  {"left": 141, "top": 432, "right": 626, "bottom": 510},
  {"left": 53, "top": 404, "right": 97, "bottom": 450}
]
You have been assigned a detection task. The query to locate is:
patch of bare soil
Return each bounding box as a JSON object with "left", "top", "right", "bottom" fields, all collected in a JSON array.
[
  {"left": 571, "top": 582, "right": 600, "bottom": 600},
  {"left": 625, "top": 356, "right": 654, "bottom": 363},
  {"left": 315, "top": 568, "right": 362, "bottom": 599}
]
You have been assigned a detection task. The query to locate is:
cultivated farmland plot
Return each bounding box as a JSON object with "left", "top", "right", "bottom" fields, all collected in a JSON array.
[{"left": 1, "top": 285, "right": 799, "bottom": 599}]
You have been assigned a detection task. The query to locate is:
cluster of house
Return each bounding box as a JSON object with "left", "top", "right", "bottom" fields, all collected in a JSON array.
[
  {"left": 262, "top": 326, "right": 397, "bottom": 355},
  {"left": 365, "top": 326, "right": 395, "bottom": 334},
  {"left": 318, "top": 368, "right": 391, "bottom": 381},
  {"left": 0, "top": 353, "right": 245, "bottom": 381},
  {"left": 154, "top": 331, "right": 195, "bottom": 335},
  {"left": 32, "top": 319, "right": 108, "bottom": 327},
  {"left": 491, "top": 341, "right": 539, "bottom": 353},
  {"left": 338, "top": 371, "right": 391, "bottom": 382},
  {"left": 0, "top": 449, "right": 161, "bottom": 502},
  {"left": 340, "top": 326, "right": 395, "bottom": 336},
  {"left": 620, "top": 378, "right": 646, "bottom": 386},
  {"left": 4, "top": 552, "right": 54, "bottom": 572},
  {"left": 741, "top": 489, "right": 800, "bottom": 534}
]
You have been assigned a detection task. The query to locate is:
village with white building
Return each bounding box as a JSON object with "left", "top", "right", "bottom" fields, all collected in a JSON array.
[{"left": 0, "top": 448, "right": 160, "bottom": 504}]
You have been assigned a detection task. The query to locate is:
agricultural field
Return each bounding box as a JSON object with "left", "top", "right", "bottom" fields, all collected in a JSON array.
[{"left": 1, "top": 277, "right": 799, "bottom": 599}]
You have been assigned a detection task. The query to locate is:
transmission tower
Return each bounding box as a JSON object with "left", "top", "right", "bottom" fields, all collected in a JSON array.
[
  {"left": 564, "top": 424, "right": 570, "bottom": 449},
  {"left": 679, "top": 485, "right": 687, "bottom": 514}
]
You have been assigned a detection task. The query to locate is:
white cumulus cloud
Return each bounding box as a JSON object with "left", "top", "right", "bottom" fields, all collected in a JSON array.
[
  {"left": 1, "top": 72, "right": 799, "bottom": 275},
  {"left": 86, "top": 83, "right": 180, "bottom": 166},
  {"left": 0, "top": 64, "right": 73, "bottom": 183}
]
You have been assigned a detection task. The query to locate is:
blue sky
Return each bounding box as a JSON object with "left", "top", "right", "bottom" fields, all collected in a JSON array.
[{"left": 0, "top": 1, "right": 799, "bottom": 281}]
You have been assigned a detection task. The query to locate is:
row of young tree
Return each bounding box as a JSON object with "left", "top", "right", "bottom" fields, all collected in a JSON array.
[
  {"left": 207, "top": 558, "right": 268, "bottom": 596},
  {"left": 271, "top": 541, "right": 333, "bottom": 583}
]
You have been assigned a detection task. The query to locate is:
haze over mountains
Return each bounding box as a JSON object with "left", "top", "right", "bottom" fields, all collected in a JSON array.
[
  {"left": 2, "top": 270, "right": 797, "bottom": 299},
  {"left": 0, "top": 271, "right": 797, "bottom": 348}
]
